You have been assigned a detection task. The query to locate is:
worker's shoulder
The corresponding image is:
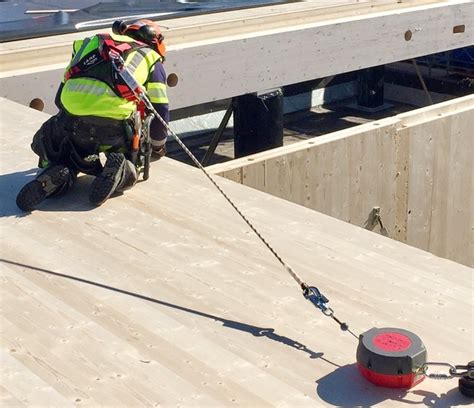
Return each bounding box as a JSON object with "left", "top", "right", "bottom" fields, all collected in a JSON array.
[{"left": 71, "top": 34, "right": 100, "bottom": 52}]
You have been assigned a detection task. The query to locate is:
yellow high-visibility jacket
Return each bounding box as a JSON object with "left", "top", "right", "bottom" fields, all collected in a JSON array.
[{"left": 60, "top": 33, "right": 168, "bottom": 120}]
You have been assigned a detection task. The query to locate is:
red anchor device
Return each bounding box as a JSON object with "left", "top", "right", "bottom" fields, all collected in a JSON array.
[{"left": 356, "top": 327, "right": 427, "bottom": 388}]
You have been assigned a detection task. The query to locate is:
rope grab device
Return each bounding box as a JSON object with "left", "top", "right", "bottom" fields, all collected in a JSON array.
[{"left": 110, "top": 51, "right": 473, "bottom": 398}]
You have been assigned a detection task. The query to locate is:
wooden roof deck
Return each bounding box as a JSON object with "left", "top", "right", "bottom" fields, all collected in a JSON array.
[{"left": 1, "top": 98, "right": 472, "bottom": 406}]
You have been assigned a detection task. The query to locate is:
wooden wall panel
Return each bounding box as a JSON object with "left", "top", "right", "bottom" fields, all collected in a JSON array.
[
  {"left": 210, "top": 96, "right": 474, "bottom": 266},
  {"left": 393, "top": 127, "right": 410, "bottom": 243},
  {"left": 405, "top": 109, "right": 474, "bottom": 266},
  {"left": 445, "top": 111, "right": 473, "bottom": 265},
  {"left": 406, "top": 121, "right": 436, "bottom": 250}
]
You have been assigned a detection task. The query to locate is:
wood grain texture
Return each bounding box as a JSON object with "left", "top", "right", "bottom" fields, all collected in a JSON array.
[
  {"left": 406, "top": 108, "right": 473, "bottom": 266},
  {"left": 0, "top": 0, "right": 444, "bottom": 71},
  {"left": 1, "top": 1, "right": 472, "bottom": 112},
  {"left": 210, "top": 96, "right": 474, "bottom": 267},
  {"left": 1, "top": 97, "right": 472, "bottom": 406}
]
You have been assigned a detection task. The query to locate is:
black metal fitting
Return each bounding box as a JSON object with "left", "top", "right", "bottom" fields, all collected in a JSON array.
[{"left": 458, "top": 361, "right": 474, "bottom": 398}]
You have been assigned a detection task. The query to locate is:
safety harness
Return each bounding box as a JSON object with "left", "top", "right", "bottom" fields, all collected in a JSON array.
[{"left": 65, "top": 34, "right": 149, "bottom": 102}]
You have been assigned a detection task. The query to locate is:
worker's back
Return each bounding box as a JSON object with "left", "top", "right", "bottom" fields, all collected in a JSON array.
[{"left": 60, "top": 33, "right": 162, "bottom": 120}]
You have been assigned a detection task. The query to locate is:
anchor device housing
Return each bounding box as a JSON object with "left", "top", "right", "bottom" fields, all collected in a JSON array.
[{"left": 356, "top": 327, "right": 427, "bottom": 388}]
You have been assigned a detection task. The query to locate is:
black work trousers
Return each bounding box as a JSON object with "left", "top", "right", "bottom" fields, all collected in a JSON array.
[{"left": 32, "top": 110, "right": 133, "bottom": 175}]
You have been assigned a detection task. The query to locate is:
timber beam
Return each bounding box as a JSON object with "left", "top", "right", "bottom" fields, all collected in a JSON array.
[{"left": 0, "top": 0, "right": 472, "bottom": 111}]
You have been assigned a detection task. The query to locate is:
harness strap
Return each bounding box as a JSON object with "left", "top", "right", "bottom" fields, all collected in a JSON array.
[
  {"left": 65, "top": 34, "right": 149, "bottom": 101},
  {"left": 70, "top": 38, "right": 91, "bottom": 68}
]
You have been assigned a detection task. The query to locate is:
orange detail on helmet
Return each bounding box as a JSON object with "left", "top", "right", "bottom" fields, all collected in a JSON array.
[{"left": 123, "top": 19, "right": 166, "bottom": 58}]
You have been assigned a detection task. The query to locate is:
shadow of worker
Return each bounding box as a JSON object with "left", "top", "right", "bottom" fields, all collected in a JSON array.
[
  {"left": 316, "top": 363, "right": 471, "bottom": 408},
  {"left": 0, "top": 168, "right": 94, "bottom": 218}
]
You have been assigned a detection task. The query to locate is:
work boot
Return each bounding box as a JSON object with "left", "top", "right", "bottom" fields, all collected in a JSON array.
[
  {"left": 115, "top": 159, "right": 138, "bottom": 193},
  {"left": 16, "top": 165, "right": 74, "bottom": 212},
  {"left": 89, "top": 152, "right": 126, "bottom": 206}
]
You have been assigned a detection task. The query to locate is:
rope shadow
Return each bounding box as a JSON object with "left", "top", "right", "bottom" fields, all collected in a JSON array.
[{"left": 1, "top": 258, "right": 339, "bottom": 367}]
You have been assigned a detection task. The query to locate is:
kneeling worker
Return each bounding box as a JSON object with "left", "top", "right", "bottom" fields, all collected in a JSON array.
[{"left": 17, "top": 19, "right": 169, "bottom": 212}]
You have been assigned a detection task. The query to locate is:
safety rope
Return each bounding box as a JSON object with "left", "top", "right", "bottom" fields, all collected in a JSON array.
[
  {"left": 151, "top": 102, "right": 358, "bottom": 340},
  {"left": 111, "top": 54, "right": 357, "bottom": 339},
  {"left": 152, "top": 103, "right": 307, "bottom": 289}
]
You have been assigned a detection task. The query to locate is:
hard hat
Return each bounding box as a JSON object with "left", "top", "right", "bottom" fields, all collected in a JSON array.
[{"left": 112, "top": 19, "right": 166, "bottom": 58}]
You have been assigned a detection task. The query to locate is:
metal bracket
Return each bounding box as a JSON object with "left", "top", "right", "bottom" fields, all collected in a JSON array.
[
  {"left": 369, "top": 206, "right": 381, "bottom": 228},
  {"left": 366, "top": 206, "right": 389, "bottom": 237}
]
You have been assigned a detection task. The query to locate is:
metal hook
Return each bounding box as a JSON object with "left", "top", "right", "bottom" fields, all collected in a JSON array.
[{"left": 303, "top": 286, "right": 330, "bottom": 312}]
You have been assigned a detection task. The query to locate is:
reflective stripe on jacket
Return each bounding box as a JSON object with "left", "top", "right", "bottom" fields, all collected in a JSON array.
[{"left": 60, "top": 34, "right": 163, "bottom": 120}]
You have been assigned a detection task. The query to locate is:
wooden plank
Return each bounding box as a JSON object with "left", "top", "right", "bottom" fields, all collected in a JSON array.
[
  {"left": 0, "top": 386, "right": 27, "bottom": 408},
  {"left": 443, "top": 110, "right": 473, "bottom": 265},
  {"left": 393, "top": 126, "right": 410, "bottom": 243},
  {"left": 315, "top": 142, "right": 336, "bottom": 217},
  {"left": 396, "top": 93, "right": 474, "bottom": 125},
  {"left": 427, "top": 115, "right": 451, "bottom": 258},
  {"left": 357, "top": 124, "right": 385, "bottom": 230},
  {"left": 1, "top": 97, "right": 473, "bottom": 406},
  {"left": 405, "top": 107, "right": 473, "bottom": 266},
  {"left": 427, "top": 111, "right": 474, "bottom": 265},
  {"left": 0, "top": 0, "right": 441, "bottom": 71},
  {"left": 380, "top": 124, "right": 399, "bottom": 237},
  {"left": 162, "top": 0, "right": 474, "bottom": 110},
  {"left": 0, "top": 1, "right": 471, "bottom": 112},
  {"left": 1, "top": 348, "right": 74, "bottom": 407},
  {"left": 405, "top": 120, "right": 435, "bottom": 251},
  {"left": 304, "top": 144, "right": 319, "bottom": 210},
  {"left": 220, "top": 168, "right": 242, "bottom": 184},
  {"left": 331, "top": 137, "right": 351, "bottom": 221},
  {"left": 242, "top": 160, "right": 266, "bottom": 192}
]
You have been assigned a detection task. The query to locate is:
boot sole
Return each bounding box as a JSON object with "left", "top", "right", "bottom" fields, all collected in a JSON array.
[
  {"left": 89, "top": 153, "right": 125, "bottom": 206},
  {"left": 16, "top": 180, "right": 47, "bottom": 212},
  {"left": 16, "top": 165, "right": 71, "bottom": 212}
]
